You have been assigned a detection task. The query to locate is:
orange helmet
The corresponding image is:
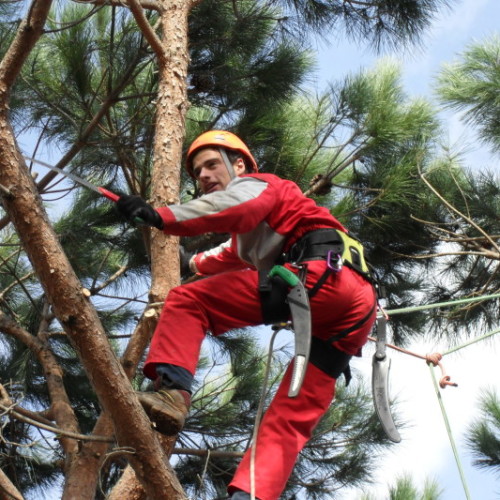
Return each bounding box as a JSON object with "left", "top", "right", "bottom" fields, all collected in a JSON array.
[{"left": 186, "top": 130, "right": 258, "bottom": 177}]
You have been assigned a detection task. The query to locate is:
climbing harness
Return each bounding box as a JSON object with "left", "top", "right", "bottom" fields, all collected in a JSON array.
[
  {"left": 283, "top": 228, "right": 372, "bottom": 298},
  {"left": 258, "top": 229, "right": 377, "bottom": 396}
]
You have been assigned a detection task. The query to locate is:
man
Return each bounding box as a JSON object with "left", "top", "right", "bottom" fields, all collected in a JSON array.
[{"left": 117, "top": 130, "right": 377, "bottom": 500}]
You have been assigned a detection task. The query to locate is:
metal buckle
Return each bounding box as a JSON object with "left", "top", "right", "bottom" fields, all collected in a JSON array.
[{"left": 327, "top": 250, "right": 342, "bottom": 272}]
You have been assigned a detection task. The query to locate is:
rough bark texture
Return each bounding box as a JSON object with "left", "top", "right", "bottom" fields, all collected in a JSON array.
[
  {"left": 0, "top": 467, "right": 23, "bottom": 500},
  {"left": 0, "top": 119, "right": 185, "bottom": 500},
  {"left": 0, "top": 2, "right": 186, "bottom": 499},
  {"left": 106, "top": 0, "right": 192, "bottom": 497},
  {"left": 149, "top": 0, "right": 191, "bottom": 301}
]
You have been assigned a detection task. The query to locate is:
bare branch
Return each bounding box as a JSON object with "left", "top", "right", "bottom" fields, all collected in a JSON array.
[
  {"left": 0, "top": 0, "right": 53, "bottom": 94},
  {"left": 127, "top": 0, "right": 166, "bottom": 62},
  {"left": 0, "top": 309, "right": 81, "bottom": 455},
  {"left": 419, "top": 165, "right": 500, "bottom": 255},
  {"left": 0, "top": 400, "right": 113, "bottom": 444},
  {"left": 0, "top": 466, "right": 23, "bottom": 500},
  {"left": 75, "top": 0, "right": 161, "bottom": 10}
]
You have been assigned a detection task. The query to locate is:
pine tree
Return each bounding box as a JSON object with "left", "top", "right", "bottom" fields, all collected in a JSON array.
[
  {"left": 0, "top": 1, "right": 462, "bottom": 498},
  {"left": 466, "top": 389, "right": 500, "bottom": 474}
]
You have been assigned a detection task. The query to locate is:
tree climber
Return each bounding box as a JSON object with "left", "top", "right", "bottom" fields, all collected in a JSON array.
[{"left": 117, "top": 130, "right": 377, "bottom": 500}]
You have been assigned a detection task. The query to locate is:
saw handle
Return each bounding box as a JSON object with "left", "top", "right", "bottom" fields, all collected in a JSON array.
[
  {"left": 101, "top": 188, "right": 145, "bottom": 225},
  {"left": 269, "top": 265, "right": 300, "bottom": 287},
  {"left": 98, "top": 187, "right": 120, "bottom": 203}
]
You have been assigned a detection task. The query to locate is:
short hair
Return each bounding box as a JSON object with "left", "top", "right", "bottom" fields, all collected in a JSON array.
[{"left": 225, "top": 149, "right": 254, "bottom": 174}]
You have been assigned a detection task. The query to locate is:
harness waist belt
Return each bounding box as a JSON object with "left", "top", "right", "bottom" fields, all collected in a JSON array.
[{"left": 285, "top": 228, "right": 371, "bottom": 279}]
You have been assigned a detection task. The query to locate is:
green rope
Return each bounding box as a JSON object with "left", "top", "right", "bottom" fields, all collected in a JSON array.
[
  {"left": 374, "top": 290, "right": 500, "bottom": 500},
  {"left": 428, "top": 364, "right": 472, "bottom": 500},
  {"left": 443, "top": 326, "right": 500, "bottom": 356},
  {"left": 381, "top": 291, "right": 500, "bottom": 317}
]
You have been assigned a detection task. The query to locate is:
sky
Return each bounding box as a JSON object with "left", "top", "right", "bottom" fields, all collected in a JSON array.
[
  {"left": 313, "top": 0, "right": 499, "bottom": 171},
  {"left": 309, "top": 1, "right": 500, "bottom": 499}
]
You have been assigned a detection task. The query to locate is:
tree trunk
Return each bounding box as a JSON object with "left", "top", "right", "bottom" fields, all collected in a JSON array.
[
  {"left": 107, "top": 0, "right": 192, "bottom": 496},
  {"left": 149, "top": 0, "right": 191, "bottom": 301},
  {"left": 0, "top": 4, "right": 186, "bottom": 500}
]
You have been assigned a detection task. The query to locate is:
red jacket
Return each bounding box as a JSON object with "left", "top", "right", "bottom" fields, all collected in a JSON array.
[{"left": 157, "top": 173, "right": 346, "bottom": 275}]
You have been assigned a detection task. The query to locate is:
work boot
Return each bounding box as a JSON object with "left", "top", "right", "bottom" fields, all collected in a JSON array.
[{"left": 137, "top": 388, "right": 190, "bottom": 435}]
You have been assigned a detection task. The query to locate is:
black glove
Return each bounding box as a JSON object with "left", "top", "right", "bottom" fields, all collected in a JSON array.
[{"left": 116, "top": 195, "right": 164, "bottom": 229}]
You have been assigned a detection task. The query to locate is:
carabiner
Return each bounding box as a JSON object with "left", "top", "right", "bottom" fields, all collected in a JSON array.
[{"left": 327, "top": 250, "right": 343, "bottom": 272}]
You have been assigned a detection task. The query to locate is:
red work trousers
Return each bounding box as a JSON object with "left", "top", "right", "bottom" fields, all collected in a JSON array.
[{"left": 144, "top": 261, "right": 376, "bottom": 500}]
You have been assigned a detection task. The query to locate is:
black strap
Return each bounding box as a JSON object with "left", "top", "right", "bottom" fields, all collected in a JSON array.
[
  {"left": 325, "top": 301, "right": 376, "bottom": 344},
  {"left": 308, "top": 266, "right": 333, "bottom": 299},
  {"left": 258, "top": 270, "right": 290, "bottom": 325},
  {"left": 309, "top": 336, "right": 353, "bottom": 385}
]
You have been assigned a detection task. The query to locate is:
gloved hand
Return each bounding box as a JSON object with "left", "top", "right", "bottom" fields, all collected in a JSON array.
[{"left": 116, "top": 195, "right": 164, "bottom": 229}]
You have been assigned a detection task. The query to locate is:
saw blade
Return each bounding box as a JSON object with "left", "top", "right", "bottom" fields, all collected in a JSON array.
[
  {"left": 287, "top": 283, "right": 311, "bottom": 397},
  {"left": 372, "top": 353, "right": 401, "bottom": 443}
]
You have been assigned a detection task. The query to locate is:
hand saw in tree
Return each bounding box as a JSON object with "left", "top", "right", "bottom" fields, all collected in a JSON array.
[{"left": 23, "top": 156, "right": 120, "bottom": 202}]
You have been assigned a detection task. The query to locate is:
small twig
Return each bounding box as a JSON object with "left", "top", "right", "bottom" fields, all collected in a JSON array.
[
  {"left": 0, "top": 402, "right": 114, "bottom": 443},
  {"left": 0, "top": 183, "right": 13, "bottom": 198}
]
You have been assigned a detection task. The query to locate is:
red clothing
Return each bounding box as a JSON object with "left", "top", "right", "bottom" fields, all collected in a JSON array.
[
  {"left": 145, "top": 173, "right": 376, "bottom": 500},
  {"left": 156, "top": 173, "right": 346, "bottom": 272}
]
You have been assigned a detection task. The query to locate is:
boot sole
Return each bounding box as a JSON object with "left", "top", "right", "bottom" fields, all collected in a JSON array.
[{"left": 149, "top": 406, "right": 183, "bottom": 435}]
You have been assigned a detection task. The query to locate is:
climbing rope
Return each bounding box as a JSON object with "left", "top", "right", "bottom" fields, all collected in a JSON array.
[
  {"left": 248, "top": 292, "right": 499, "bottom": 499},
  {"left": 370, "top": 294, "right": 500, "bottom": 500},
  {"left": 428, "top": 363, "right": 472, "bottom": 500},
  {"left": 380, "top": 291, "right": 500, "bottom": 317},
  {"left": 250, "top": 327, "right": 281, "bottom": 500}
]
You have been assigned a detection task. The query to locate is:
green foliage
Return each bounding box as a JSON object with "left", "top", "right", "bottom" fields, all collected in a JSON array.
[
  {"left": 466, "top": 388, "right": 500, "bottom": 473},
  {"left": 436, "top": 35, "right": 500, "bottom": 154},
  {"left": 0, "top": 0, "right": 484, "bottom": 498}
]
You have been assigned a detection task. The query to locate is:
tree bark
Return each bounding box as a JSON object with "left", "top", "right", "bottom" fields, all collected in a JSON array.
[
  {"left": 0, "top": 467, "right": 23, "bottom": 500},
  {"left": 149, "top": 0, "right": 191, "bottom": 302},
  {"left": 107, "top": 0, "right": 192, "bottom": 496},
  {"left": 0, "top": 4, "right": 186, "bottom": 500}
]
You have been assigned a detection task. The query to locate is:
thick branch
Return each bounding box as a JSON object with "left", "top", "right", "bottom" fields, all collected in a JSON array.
[
  {"left": 0, "top": 467, "right": 23, "bottom": 500},
  {"left": 0, "top": 0, "right": 53, "bottom": 94},
  {"left": 0, "top": 310, "right": 80, "bottom": 457},
  {"left": 0, "top": 113, "right": 184, "bottom": 500},
  {"left": 127, "top": 0, "right": 166, "bottom": 61},
  {"left": 82, "top": 0, "right": 161, "bottom": 10}
]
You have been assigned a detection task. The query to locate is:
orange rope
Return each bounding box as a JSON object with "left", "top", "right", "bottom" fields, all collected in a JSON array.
[{"left": 367, "top": 336, "right": 458, "bottom": 389}]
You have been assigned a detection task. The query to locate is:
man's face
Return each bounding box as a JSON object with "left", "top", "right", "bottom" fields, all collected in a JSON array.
[{"left": 192, "top": 148, "right": 245, "bottom": 194}]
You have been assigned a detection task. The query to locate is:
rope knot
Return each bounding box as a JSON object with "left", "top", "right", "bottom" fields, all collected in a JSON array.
[
  {"left": 425, "top": 352, "right": 443, "bottom": 366},
  {"left": 426, "top": 353, "right": 458, "bottom": 389}
]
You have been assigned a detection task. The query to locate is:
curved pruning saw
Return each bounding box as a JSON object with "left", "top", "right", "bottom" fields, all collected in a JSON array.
[
  {"left": 23, "top": 156, "right": 145, "bottom": 225},
  {"left": 269, "top": 265, "right": 311, "bottom": 398},
  {"left": 372, "top": 315, "right": 401, "bottom": 443}
]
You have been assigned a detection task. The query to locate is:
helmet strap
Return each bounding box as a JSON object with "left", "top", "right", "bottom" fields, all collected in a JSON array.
[{"left": 219, "top": 147, "right": 236, "bottom": 179}]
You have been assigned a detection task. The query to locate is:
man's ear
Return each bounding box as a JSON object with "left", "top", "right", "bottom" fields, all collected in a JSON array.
[{"left": 233, "top": 158, "right": 247, "bottom": 176}]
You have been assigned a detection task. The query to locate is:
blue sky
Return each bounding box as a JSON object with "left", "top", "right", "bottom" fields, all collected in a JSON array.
[
  {"left": 313, "top": 0, "right": 499, "bottom": 170},
  {"left": 310, "top": 1, "right": 500, "bottom": 499}
]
